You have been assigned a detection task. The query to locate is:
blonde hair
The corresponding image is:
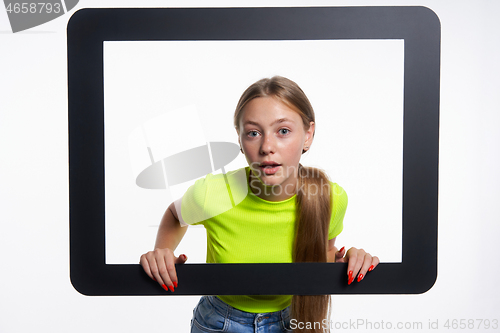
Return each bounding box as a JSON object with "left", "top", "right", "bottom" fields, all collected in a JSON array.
[{"left": 234, "top": 76, "right": 332, "bottom": 333}]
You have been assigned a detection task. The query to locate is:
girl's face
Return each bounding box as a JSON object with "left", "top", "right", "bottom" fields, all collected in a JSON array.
[{"left": 238, "top": 96, "right": 314, "bottom": 200}]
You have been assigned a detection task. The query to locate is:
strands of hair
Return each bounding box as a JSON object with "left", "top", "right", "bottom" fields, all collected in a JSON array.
[{"left": 292, "top": 163, "right": 332, "bottom": 333}]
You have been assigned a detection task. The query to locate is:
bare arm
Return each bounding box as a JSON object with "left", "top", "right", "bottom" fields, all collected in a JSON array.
[
  {"left": 154, "top": 202, "right": 188, "bottom": 250},
  {"left": 327, "top": 237, "right": 338, "bottom": 263}
]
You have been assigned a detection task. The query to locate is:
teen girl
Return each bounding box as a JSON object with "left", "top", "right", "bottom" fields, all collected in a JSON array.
[{"left": 140, "top": 76, "right": 379, "bottom": 333}]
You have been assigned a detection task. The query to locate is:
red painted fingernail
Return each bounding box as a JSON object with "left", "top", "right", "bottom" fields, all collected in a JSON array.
[
  {"left": 369, "top": 265, "right": 374, "bottom": 272},
  {"left": 161, "top": 284, "right": 169, "bottom": 291},
  {"left": 357, "top": 274, "right": 364, "bottom": 282},
  {"left": 173, "top": 281, "right": 178, "bottom": 288},
  {"left": 168, "top": 285, "right": 174, "bottom": 292},
  {"left": 339, "top": 246, "right": 345, "bottom": 252},
  {"left": 152, "top": 277, "right": 157, "bottom": 282},
  {"left": 348, "top": 270, "right": 353, "bottom": 285}
]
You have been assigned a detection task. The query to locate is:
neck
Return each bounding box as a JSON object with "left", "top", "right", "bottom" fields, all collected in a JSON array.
[{"left": 248, "top": 169, "right": 298, "bottom": 202}]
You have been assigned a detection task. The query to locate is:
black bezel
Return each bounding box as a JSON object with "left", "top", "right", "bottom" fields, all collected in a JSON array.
[{"left": 68, "top": 6, "right": 440, "bottom": 296}]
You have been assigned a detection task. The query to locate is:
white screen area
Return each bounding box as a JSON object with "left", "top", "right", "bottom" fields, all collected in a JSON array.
[{"left": 103, "top": 40, "right": 404, "bottom": 264}]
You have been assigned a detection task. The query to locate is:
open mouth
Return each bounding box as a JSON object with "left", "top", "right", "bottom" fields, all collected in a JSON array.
[{"left": 259, "top": 164, "right": 281, "bottom": 175}]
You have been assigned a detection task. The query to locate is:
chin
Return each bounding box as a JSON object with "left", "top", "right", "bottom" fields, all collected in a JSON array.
[{"left": 261, "top": 177, "right": 284, "bottom": 187}]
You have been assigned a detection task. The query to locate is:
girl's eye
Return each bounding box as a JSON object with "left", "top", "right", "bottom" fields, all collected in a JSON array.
[
  {"left": 248, "top": 130, "right": 259, "bottom": 137},
  {"left": 279, "top": 128, "right": 290, "bottom": 135}
]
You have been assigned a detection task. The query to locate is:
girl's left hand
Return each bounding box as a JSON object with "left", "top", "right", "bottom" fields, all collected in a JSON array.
[{"left": 334, "top": 247, "right": 379, "bottom": 285}]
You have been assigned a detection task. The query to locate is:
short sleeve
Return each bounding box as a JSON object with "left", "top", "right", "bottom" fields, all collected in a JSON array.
[
  {"left": 328, "top": 183, "right": 348, "bottom": 240},
  {"left": 174, "top": 176, "right": 209, "bottom": 227},
  {"left": 173, "top": 168, "right": 249, "bottom": 227}
]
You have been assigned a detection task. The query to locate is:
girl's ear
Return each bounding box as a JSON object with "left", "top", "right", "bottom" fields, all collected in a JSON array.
[{"left": 305, "top": 121, "right": 315, "bottom": 144}]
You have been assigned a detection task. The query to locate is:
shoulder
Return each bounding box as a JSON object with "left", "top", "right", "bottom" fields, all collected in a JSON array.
[
  {"left": 329, "top": 182, "right": 347, "bottom": 198},
  {"left": 178, "top": 167, "right": 249, "bottom": 225},
  {"left": 329, "top": 182, "right": 348, "bottom": 211},
  {"left": 187, "top": 167, "right": 247, "bottom": 195}
]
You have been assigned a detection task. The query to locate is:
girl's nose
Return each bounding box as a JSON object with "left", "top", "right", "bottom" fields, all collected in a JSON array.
[{"left": 260, "top": 134, "right": 276, "bottom": 155}]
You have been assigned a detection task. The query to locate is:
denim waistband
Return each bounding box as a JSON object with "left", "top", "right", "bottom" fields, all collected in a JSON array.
[{"left": 206, "top": 295, "right": 291, "bottom": 325}]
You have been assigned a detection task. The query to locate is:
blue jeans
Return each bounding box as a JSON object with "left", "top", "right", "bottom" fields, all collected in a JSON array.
[{"left": 190, "top": 295, "right": 293, "bottom": 333}]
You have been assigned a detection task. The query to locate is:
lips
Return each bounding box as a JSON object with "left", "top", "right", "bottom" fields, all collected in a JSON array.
[
  {"left": 259, "top": 161, "right": 281, "bottom": 167},
  {"left": 258, "top": 162, "right": 281, "bottom": 175}
]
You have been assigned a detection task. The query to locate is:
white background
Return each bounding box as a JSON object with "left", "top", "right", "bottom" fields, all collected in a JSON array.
[
  {"left": 1, "top": 1, "right": 499, "bottom": 332},
  {"left": 103, "top": 40, "right": 404, "bottom": 264}
]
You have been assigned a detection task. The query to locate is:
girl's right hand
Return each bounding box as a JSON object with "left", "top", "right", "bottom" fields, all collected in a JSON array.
[{"left": 139, "top": 248, "right": 188, "bottom": 292}]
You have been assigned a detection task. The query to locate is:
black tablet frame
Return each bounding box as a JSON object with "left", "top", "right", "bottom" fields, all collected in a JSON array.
[{"left": 68, "top": 6, "right": 440, "bottom": 296}]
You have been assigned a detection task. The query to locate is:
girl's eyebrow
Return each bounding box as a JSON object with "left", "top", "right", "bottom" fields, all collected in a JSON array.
[{"left": 243, "top": 118, "right": 294, "bottom": 127}]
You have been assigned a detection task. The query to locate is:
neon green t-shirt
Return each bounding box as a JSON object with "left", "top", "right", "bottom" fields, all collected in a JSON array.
[{"left": 176, "top": 166, "right": 347, "bottom": 313}]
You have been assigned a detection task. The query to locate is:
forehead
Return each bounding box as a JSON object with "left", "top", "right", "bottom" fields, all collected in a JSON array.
[{"left": 240, "top": 97, "right": 302, "bottom": 125}]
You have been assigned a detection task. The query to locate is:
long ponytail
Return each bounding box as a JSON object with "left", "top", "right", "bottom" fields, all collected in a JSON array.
[{"left": 292, "top": 163, "right": 332, "bottom": 333}]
